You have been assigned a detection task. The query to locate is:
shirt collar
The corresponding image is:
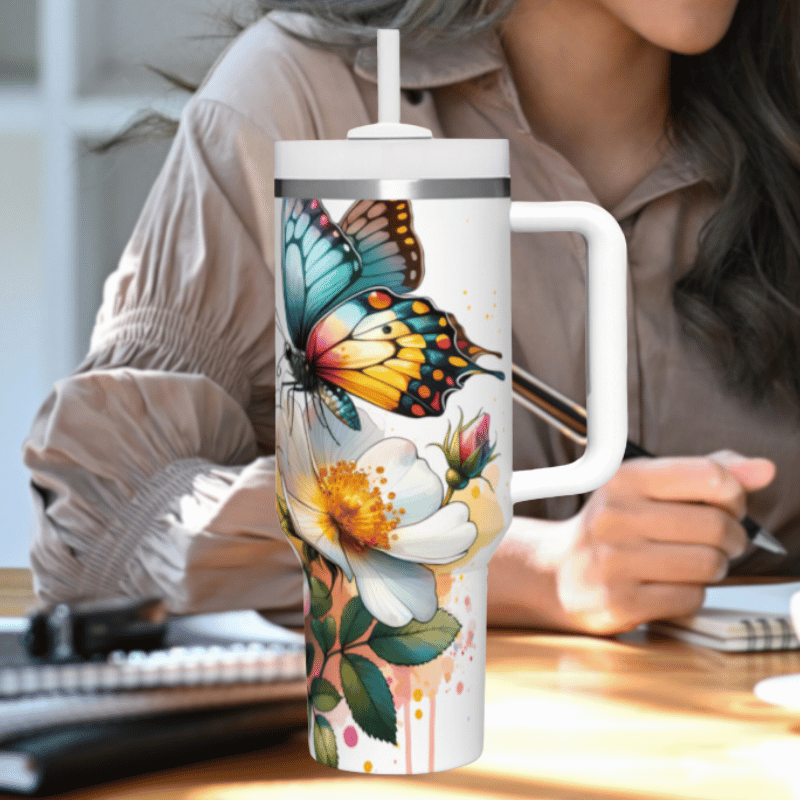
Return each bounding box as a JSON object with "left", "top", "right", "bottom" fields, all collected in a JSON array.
[{"left": 610, "top": 150, "right": 704, "bottom": 222}]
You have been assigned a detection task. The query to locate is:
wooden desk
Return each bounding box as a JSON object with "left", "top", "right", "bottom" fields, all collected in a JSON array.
[
  {"left": 0, "top": 568, "right": 37, "bottom": 617},
  {"left": 3, "top": 570, "right": 800, "bottom": 800}
]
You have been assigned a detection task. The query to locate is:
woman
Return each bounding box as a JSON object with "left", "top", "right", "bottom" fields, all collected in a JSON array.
[{"left": 23, "top": 0, "right": 800, "bottom": 633}]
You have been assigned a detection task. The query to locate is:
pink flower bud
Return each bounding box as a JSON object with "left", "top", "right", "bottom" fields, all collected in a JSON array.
[{"left": 459, "top": 413, "right": 490, "bottom": 463}]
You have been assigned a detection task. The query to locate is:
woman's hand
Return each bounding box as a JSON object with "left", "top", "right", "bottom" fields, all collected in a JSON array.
[
  {"left": 488, "top": 451, "right": 776, "bottom": 635},
  {"left": 554, "top": 451, "right": 776, "bottom": 634}
]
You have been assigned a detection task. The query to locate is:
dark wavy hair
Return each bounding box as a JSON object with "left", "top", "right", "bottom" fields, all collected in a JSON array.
[
  {"left": 104, "top": 0, "right": 800, "bottom": 407},
  {"left": 670, "top": 0, "right": 800, "bottom": 406}
]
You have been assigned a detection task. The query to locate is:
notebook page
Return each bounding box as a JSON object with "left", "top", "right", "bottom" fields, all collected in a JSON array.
[{"left": 703, "top": 581, "right": 800, "bottom": 614}]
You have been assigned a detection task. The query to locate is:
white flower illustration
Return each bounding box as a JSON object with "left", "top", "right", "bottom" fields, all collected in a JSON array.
[{"left": 277, "top": 403, "right": 477, "bottom": 627}]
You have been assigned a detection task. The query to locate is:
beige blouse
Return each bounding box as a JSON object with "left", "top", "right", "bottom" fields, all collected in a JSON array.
[{"left": 23, "top": 14, "right": 800, "bottom": 616}]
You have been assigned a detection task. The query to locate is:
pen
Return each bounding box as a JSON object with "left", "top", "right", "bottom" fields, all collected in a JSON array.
[{"left": 511, "top": 362, "right": 787, "bottom": 556}]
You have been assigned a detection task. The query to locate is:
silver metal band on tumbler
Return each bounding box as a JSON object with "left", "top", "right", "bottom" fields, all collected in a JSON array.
[{"left": 274, "top": 177, "right": 510, "bottom": 200}]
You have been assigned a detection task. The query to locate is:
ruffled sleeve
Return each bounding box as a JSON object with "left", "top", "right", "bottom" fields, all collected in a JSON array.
[{"left": 23, "top": 81, "right": 311, "bottom": 615}]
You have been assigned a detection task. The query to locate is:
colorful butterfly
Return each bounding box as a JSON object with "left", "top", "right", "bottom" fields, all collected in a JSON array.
[{"left": 280, "top": 197, "right": 504, "bottom": 430}]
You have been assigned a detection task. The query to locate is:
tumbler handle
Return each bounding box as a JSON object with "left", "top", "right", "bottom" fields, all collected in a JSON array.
[{"left": 509, "top": 201, "right": 627, "bottom": 502}]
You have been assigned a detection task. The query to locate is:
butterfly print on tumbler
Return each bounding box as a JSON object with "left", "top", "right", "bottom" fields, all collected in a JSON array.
[{"left": 280, "top": 197, "right": 505, "bottom": 430}]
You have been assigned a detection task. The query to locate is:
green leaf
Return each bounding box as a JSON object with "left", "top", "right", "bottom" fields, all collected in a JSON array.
[
  {"left": 310, "top": 617, "right": 327, "bottom": 652},
  {"left": 311, "top": 616, "right": 337, "bottom": 653},
  {"left": 305, "top": 643, "right": 315, "bottom": 675},
  {"left": 277, "top": 492, "right": 298, "bottom": 539},
  {"left": 311, "top": 677, "right": 342, "bottom": 712},
  {"left": 313, "top": 715, "right": 338, "bottom": 768},
  {"left": 340, "top": 653, "right": 396, "bottom": 744},
  {"left": 309, "top": 575, "right": 333, "bottom": 618},
  {"left": 323, "top": 616, "right": 337, "bottom": 651},
  {"left": 339, "top": 596, "right": 374, "bottom": 647},
  {"left": 368, "top": 609, "right": 461, "bottom": 666},
  {"left": 303, "top": 542, "right": 320, "bottom": 564}
]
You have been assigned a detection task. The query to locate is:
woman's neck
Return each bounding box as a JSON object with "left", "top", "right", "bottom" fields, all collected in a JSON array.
[{"left": 500, "top": 0, "right": 671, "bottom": 210}]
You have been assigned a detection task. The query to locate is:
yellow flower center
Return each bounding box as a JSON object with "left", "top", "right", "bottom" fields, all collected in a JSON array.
[{"left": 318, "top": 461, "right": 400, "bottom": 551}]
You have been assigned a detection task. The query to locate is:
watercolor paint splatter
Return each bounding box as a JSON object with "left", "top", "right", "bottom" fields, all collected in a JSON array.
[{"left": 344, "top": 727, "right": 358, "bottom": 747}]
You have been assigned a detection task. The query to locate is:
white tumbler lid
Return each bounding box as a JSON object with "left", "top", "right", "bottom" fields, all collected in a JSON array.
[{"left": 274, "top": 29, "right": 509, "bottom": 187}]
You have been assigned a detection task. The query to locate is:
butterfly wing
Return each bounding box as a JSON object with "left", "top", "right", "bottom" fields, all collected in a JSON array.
[
  {"left": 306, "top": 289, "right": 505, "bottom": 420},
  {"left": 448, "top": 313, "right": 503, "bottom": 361},
  {"left": 339, "top": 200, "right": 425, "bottom": 293},
  {"left": 282, "top": 198, "right": 426, "bottom": 352},
  {"left": 282, "top": 198, "right": 364, "bottom": 350}
]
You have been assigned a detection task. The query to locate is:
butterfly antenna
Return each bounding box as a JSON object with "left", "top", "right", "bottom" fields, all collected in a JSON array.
[
  {"left": 275, "top": 364, "right": 290, "bottom": 415},
  {"left": 277, "top": 378, "right": 301, "bottom": 435},
  {"left": 287, "top": 385, "right": 310, "bottom": 436},
  {"left": 287, "top": 388, "right": 296, "bottom": 432}
]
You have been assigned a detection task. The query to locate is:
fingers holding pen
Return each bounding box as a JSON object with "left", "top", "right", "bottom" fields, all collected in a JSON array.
[
  {"left": 574, "top": 501, "right": 738, "bottom": 591},
  {"left": 600, "top": 453, "right": 775, "bottom": 544},
  {"left": 609, "top": 454, "right": 774, "bottom": 518},
  {"left": 555, "top": 452, "right": 778, "bottom": 635},
  {"left": 583, "top": 495, "right": 748, "bottom": 559}
]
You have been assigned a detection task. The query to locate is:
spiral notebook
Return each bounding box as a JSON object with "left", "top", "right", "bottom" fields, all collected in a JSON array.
[
  {"left": 0, "top": 611, "right": 307, "bottom": 736},
  {"left": 649, "top": 580, "right": 800, "bottom": 652},
  {"left": 0, "top": 611, "right": 308, "bottom": 794}
]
